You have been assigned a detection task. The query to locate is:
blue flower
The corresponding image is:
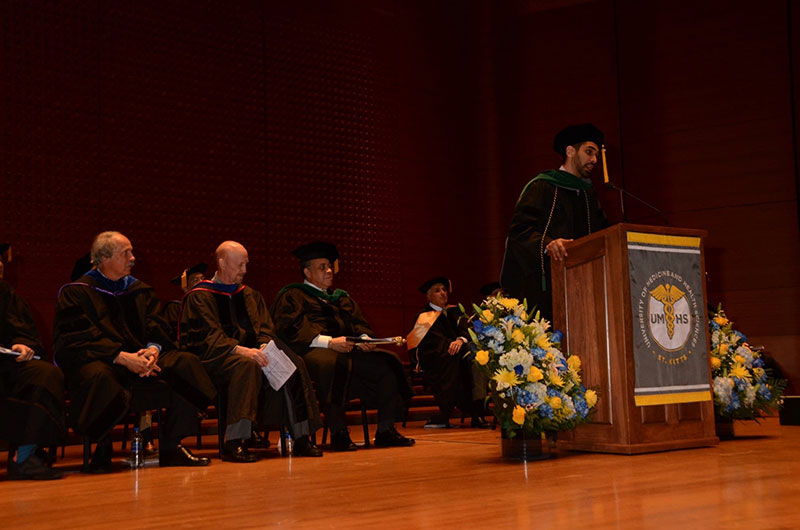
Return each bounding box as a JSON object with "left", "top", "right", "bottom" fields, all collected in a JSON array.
[
  {"left": 539, "top": 403, "right": 554, "bottom": 419},
  {"left": 752, "top": 358, "right": 764, "bottom": 368},
  {"left": 514, "top": 365, "right": 524, "bottom": 376},
  {"left": 734, "top": 377, "right": 749, "bottom": 391},
  {"left": 513, "top": 388, "right": 536, "bottom": 407},
  {"left": 551, "top": 330, "right": 563, "bottom": 344},
  {"left": 758, "top": 385, "right": 771, "bottom": 400},
  {"left": 531, "top": 347, "right": 547, "bottom": 360},
  {"left": 473, "top": 320, "right": 484, "bottom": 334},
  {"left": 547, "top": 387, "right": 560, "bottom": 398},
  {"left": 710, "top": 320, "right": 720, "bottom": 331},
  {"left": 573, "top": 396, "right": 589, "bottom": 418},
  {"left": 733, "top": 330, "right": 747, "bottom": 343}
]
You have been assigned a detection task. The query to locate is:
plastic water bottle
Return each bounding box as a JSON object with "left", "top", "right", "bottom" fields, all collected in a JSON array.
[
  {"left": 131, "top": 427, "right": 144, "bottom": 468},
  {"left": 281, "top": 433, "right": 293, "bottom": 456}
]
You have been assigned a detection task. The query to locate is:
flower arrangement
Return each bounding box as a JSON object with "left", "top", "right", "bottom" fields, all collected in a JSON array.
[
  {"left": 465, "top": 296, "right": 597, "bottom": 438},
  {"left": 709, "top": 305, "right": 785, "bottom": 419}
]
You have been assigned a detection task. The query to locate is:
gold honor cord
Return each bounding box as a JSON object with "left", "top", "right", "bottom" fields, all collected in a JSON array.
[{"left": 601, "top": 144, "right": 609, "bottom": 185}]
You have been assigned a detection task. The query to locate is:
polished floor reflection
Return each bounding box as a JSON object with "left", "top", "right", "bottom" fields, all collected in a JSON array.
[{"left": 0, "top": 418, "right": 796, "bottom": 529}]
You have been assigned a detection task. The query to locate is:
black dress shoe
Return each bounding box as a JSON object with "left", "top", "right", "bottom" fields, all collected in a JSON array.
[
  {"left": 222, "top": 440, "right": 260, "bottom": 463},
  {"left": 160, "top": 444, "right": 210, "bottom": 467},
  {"left": 471, "top": 416, "right": 492, "bottom": 429},
  {"left": 374, "top": 426, "right": 415, "bottom": 448},
  {"left": 424, "top": 415, "right": 452, "bottom": 429},
  {"left": 8, "top": 454, "right": 64, "bottom": 480},
  {"left": 245, "top": 429, "right": 270, "bottom": 449},
  {"left": 293, "top": 436, "right": 324, "bottom": 457},
  {"left": 329, "top": 429, "right": 358, "bottom": 452}
]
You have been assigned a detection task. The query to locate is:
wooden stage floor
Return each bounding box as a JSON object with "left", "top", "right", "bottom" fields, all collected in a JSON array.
[{"left": 1, "top": 418, "right": 798, "bottom": 529}]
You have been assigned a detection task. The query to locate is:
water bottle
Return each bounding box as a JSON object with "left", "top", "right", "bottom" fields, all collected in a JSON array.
[
  {"left": 131, "top": 427, "right": 144, "bottom": 468},
  {"left": 281, "top": 433, "right": 293, "bottom": 456}
]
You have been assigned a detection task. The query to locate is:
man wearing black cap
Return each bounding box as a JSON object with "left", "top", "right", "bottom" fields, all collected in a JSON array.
[
  {"left": 179, "top": 241, "right": 323, "bottom": 461},
  {"left": 500, "top": 123, "right": 609, "bottom": 321},
  {"left": 479, "top": 282, "right": 506, "bottom": 300},
  {"left": 270, "top": 242, "right": 414, "bottom": 451},
  {"left": 0, "top": 243, "right": 10, "bottom": 280},
  {"left": 1, "top": 280, "right": 66, "bottom": 480},
  {"left": 161, "top": 262, "right": 207, "bottom": 341},
  {"left": 54, "top": 231, "right": 217, "bottom": 471},
  {"left": 407, "top": 277, "right": 489, "bottom": 428}
]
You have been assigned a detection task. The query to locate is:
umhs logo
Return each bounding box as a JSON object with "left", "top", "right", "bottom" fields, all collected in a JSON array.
[{"left": 648, "top": 283, "right": 691, "bottom": 351}]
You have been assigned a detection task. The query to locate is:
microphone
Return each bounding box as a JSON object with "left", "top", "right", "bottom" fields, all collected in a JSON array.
[{"left": 601, "top": 144, "right": 669, "bottom": 225}]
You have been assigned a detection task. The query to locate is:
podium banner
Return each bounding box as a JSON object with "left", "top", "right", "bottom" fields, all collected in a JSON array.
[{"left": 627, "top": 232, "right": 712, "bottom": 406}]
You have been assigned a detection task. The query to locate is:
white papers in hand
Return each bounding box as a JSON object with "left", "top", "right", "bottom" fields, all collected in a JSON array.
[{"left": 261, "top": 340, "right": 297, "bottom": 390}]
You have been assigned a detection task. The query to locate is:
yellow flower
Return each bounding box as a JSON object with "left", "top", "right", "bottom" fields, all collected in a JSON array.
[
  {"left": 512, "top": 405, "right": 526, "bottom": 425},
  {"left": 536, "top": 334, "right": 552, "bottom": 350},
  {"left": 719, "top": 344, "right": 729, "bottom": 355},
  {"left": 475, "top": 350, "right": 489, "bottom": 366},
  {"left": 527, "top": 366, "right": 543, "bottom": 382},
  {"left": 585, "top": 389, "right": 598, "bottom": 407},
  {"left": 730, "top": 364, "right": 749, "bottom": 379},
  {"left": 545, "top": 352, "right": 555, "bottom": 361},
  {"left": 493, "top": 369, "right": 519, "bottom": 389},
  {"left": 549, "top": 369, "right": 564, "bottom": 387},
  {"left": 734, "top": 355, "right": 745, "bottom": 364},
  {"left": 711, "top": 357, "right": 722, "bottom": 369},
  {"left": 549, "top": 397, "right": 562, "bottom": 409},
  {"left": 481, "top": 309, "right": 494, "bottom": 323},
  {"left": 567, "top": 355, "right": 582, "bottom": 373},
  {"left": 511, "top": 329, "right": 525, "bottom": 344},
  {"left": 499, "top": 297, "right": 520, "bottom": 310},
  {"left": 714, "top": 316, "right": 729, "bottom": 326}
]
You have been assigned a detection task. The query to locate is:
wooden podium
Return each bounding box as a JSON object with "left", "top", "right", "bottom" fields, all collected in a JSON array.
[{"left": 552, "top": 223, "right": 718, "bottom": 454}]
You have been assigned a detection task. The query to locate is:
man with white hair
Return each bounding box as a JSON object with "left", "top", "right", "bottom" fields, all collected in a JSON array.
[
  {"left": 179, "top": 241, "right": 323, "bottom": 462},
  {"left": 54, "top": 231, "right": 217, "bottom": 472}
]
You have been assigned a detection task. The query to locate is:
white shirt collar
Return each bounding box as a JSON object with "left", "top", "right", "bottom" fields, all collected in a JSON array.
[
  {"left": 304, "top": 279, "right": 325, "bottom": 292},
  {"left": 429, "top": 302, "right": 443, "bottom": 311}
]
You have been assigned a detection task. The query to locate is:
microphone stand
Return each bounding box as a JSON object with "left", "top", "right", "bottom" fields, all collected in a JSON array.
[{"left": 605, "top": 181, "right": 669, "bottom": 225}]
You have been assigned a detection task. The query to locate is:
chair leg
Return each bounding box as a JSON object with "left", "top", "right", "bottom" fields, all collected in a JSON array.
[
  {"left": 83, "top": 437, "right": 92, "bottom": 470},
  {"left": 122, "top": 416, "right": 130, "bottom": 450},
  {"left": 279, "top": 425, "right": 287, "bottom": 457},
  {"left": 322, "top": 422, "right": 328, "bottom": 445},
  {"left": 361, "top": 404, "right": 370, "bottom": 448},
  {"left": 196, "top": 413, "right": 203, "bottom": 450},
  {"left": 155, "top": 408, "right": 166, "bottom": 466},
  {"left": 216, "top": 395, "right": 226, "bottom": 459}
]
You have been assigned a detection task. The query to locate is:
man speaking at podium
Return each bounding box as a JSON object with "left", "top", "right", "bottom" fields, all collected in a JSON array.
[{"left": 500, "top": 123, "right": 609, "bottom": 321}]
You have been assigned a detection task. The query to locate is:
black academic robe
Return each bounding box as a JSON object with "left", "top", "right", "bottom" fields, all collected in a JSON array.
[
  {"left": 53, "top": 274, "right": 216, "bottom": 439},
  {"left": 0, "top": 281, "right": 65, "bottom": 445},
  {"left": 179, "top": 281, "right": 321, "bottom": 431},
  {"left": 270, "top": 285, "right": 413, "bottom": 410},
  {"left": 412, "top": 304, "right": 476, "bottom": 417},
  {"left": 500, "top": 175, "right": 608, "bottom": 320},
  {"left": 160, "top": 300, "right": 181, "bottom": 345}
]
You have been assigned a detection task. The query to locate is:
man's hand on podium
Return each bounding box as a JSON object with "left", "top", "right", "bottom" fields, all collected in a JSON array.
[{"left": 546, "top": 238, "right": 573, "bottom": 261}]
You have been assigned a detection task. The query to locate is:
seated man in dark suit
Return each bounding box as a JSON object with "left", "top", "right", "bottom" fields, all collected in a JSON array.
[
  {"left": 54, "top": 231, "right": 217, "bottom": 472},
  {"left": 408, "top": 277, "right": 489, "bottom": 428},
  {"left": 1, "top": 278, "right": 65, "bottom": 480},
  {"left": 179, "top": 241, "right": 323, "bottom": 461},
  {"left": 270, "top": 242, "right": 414, "bottom": 451}
]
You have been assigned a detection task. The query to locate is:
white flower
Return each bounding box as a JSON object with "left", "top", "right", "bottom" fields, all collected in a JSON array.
[
  {"left": 713, "top": 376, "right": 734, "bottom": 405},
  {"left": 499, "top": 349, "right": 533, "bottom": 374},
  {"left": 743, "top": 384, "right": 757, "bottom": 406},
  {"left": 735, "top": 345, "right": 754, "bottom": 367}
]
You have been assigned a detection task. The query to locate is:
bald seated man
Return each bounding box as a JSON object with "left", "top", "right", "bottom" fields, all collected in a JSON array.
[{"left": 179, "top": 241, "right": 323, "bottom": 462}]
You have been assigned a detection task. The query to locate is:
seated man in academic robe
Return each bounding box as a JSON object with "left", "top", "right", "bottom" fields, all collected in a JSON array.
[
  {"left": 161, "top": 262, "right": 207, "bottom": 342},
  {"left": 407, "top": 277, "right": 489, "bottom": 429},
  {"left": 1, "top": 279, "right": 65, "bottom": 480},
  {"left": 54, "top": 231, "right": 217, "bottom": 472},
  {"left": 179, "top": 241, "right": 323, "bottom": 461},
  {"left": 270, "top": 242, "right": 414, "bottom": 451}
]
